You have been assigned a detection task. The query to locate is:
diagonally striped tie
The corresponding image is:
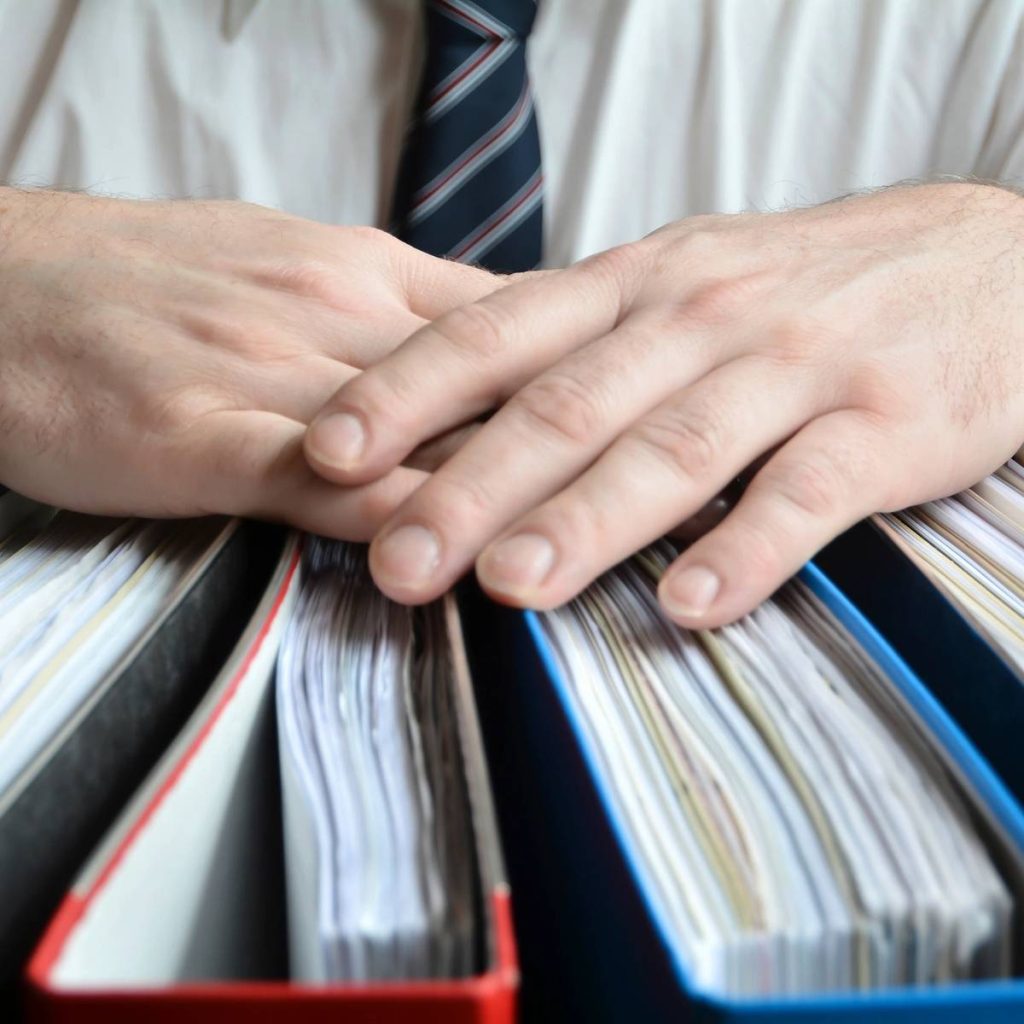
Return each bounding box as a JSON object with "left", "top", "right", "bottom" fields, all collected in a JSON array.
[{"left": 392, "top": 0, "right": 543, "bottom": 274}]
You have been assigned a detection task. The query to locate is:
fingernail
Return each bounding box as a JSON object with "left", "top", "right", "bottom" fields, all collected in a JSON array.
[
  {"left": 478, "top": 533, "right": 556, "bottom": 595},
  {"left": 661, "top": 566, "right": 720, "bottom": 619},
  {"left": 308, "top": 413, "right": 365, "bottom": 469},
  {"left": 374, "top": 525, "right": 440, "bottom": 586}
]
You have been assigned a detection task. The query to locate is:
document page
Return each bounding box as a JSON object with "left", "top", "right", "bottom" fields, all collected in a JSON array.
[
  {"left": 535, "top": 541, "right": 1012, "bottom": 997},
  {"left": 879, "top": 458, "right": 1024, "bottom": 675},
  {"left": 277, "top": 540, "right": 477, "bottom": 984},
  {"left": 0, "top": 498, "right": 223, "bottom": 799}
]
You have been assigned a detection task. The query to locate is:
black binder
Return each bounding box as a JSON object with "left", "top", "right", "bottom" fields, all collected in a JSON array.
[{"left": 0, "top": 517, "right": 287, "bottom": 989}]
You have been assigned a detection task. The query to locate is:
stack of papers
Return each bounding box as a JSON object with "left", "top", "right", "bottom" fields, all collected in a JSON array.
[
  {"left": 536, "top": 542, "right": 1012, "bottom": 997},
  {"left": 276, "top": 540, "right": 477, "bottom": 983},
  {"left": 879, "top": 458, "right": 1024, "bottom": 674},
  {"left": 0, "top": 495, "right": 222, "bottom": 799}
]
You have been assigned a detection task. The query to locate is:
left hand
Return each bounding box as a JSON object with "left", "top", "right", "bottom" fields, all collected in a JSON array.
[
  {"left": 0, "top": 189, "right": 500, "bottom": 536},
  {"left": 303, "top": 182, "right": 1024, "bottom": 626}
]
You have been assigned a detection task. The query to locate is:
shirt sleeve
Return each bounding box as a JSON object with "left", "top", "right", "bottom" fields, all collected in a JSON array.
[{"left": 984, "top": 18, "right": 1024, "bottom": 186}]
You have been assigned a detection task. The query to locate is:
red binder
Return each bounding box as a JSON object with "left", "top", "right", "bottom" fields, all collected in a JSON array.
[{"left": 25, "top": 536, "right": 518, "bottom": 1024}]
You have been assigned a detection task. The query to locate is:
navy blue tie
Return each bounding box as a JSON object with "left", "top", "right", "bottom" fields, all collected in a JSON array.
[{"left": 393, "top": 0, "right": 543, "bottom": 274}]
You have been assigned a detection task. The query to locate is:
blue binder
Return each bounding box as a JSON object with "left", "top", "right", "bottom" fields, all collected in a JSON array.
[{"left": 475, "top": 549, "right": 1024, "bottom": 1022}]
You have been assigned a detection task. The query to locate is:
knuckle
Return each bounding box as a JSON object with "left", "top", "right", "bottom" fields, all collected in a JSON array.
[
  {"left": 846, "top": 360, "right": 912, "bottom": 418},
  {"left": 766, "top": 316, "right": 831, "bottom": 367},
  {"left": 630, "top": 407, "right": 724, "bottom": 481},
  {"left": 142, "top": 383, "right": 229, "bottom": 436},
  {"left": 349, "top": 480, "right": 407, "bottom": 536},
  {"left": 346, "top": 224, "right": 390, "bottom": 246},
  {"left": 417, "top": 471, "right": 497, "bottom": 533},
  {"left": 184, "top": 311, "right": 301, "bottom": 364},
  {"left": 678, "top": 274, "right": 764, "bottom": 329},
  {"left": 510, "top": 373, "right": 607, "bottom": 447},
  {"left": 584, "top": 241, "right": 649, "bottom": 294},
  {"left": 242, "top": 334, "right": 305, "bottom": 368},
  {"left": 254, "top": 258, "right": 383, "bottom": 321},
  {"left": 342, "top": 361, "right": 419, "bottom": 422},
  {"left": 669, "top": 226, "right": 721, "bottom": 262},
  {"left": 762, "top": 453, "right": 844, "bottom": 521},
  {"left": 727, "top": 518, "right": 786, "bottom": 582},
  {"left": 530, "top": 495, "right": 606, "bottom": 554},
  {"left": 647, "top": 225, "right": 724, "bottom": 279},
  {"left": 269, "top": 259, "right": 344, "bottom": 306},
  {"left": 433, "top": 301, "right": 513, "bottom": 361}
]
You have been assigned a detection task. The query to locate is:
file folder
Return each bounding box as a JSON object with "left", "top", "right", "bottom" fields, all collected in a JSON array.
[
  {"left": 25, "top": 536, "right": 517, "bottom": 1024},
  {"left": 469, "top": 564, "right": 1024, "bottom": 1023},
  {"left": 0, "top": 515, "right": 288, "bottom": 987}
]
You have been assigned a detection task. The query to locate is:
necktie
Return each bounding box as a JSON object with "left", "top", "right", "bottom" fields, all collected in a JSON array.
[{"left": 392, "top": 0, "right": 543, "bottom": 274}]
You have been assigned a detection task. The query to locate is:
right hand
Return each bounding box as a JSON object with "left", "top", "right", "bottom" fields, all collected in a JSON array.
[{"left": 0, "top": 187, "right": 499, "bottom": 536}]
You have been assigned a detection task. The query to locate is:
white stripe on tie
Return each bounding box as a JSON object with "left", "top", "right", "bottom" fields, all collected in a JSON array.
[{"left": 408, "top": 83, "right": 534, "bottom": 226}]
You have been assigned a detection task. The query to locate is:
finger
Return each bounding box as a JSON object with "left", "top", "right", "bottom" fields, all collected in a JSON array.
[
  {"left": 657, "top": 410, "right": 887, "bottom": 627},
  {"left": 177, "top": 286, "right": 428, "bottom": 370},
  {"left": 669, "top": 451, "right": 778, "bottom": 541},
  {"left": 177, "top": 410, "right": 426, "bottom": 538},
  {"left": 471, "top": 356, "right": 824, "bottom": 609},
  {"left": 403, "top": 421, "right": 482, "bottom": 472},
  {"left": 391, "top": 242, "right": 508, "bottom": 320},
  {"left": 244, "top": 355, "right": 360, "bottom": 423},
  {"left": 365, "top": 311, "right": 719, "bottom": 601},
  {"left": 304, "top": 246, "right": 645, "bottom": 486},
  {"left": 279, "top": 462, "right": 427, "bottom": 540},
  {"left": 309, "top": 305, "right": 426, "bottom": 368}
]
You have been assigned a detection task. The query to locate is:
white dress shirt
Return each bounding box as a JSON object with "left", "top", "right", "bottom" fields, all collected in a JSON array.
[{"left": 0, "top": 0, "right": 1022, "bottom": 267}]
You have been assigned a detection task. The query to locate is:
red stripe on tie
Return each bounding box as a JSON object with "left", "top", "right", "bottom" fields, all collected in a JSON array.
[
  {"left": 450, "top": 173, "right": 543, "bottom": 261},
  {"left": 411, "top": 87, "right": 530, "bottom": 210},
  {"left": 427, "top": 40, "right": 499, "bottom": 109}
]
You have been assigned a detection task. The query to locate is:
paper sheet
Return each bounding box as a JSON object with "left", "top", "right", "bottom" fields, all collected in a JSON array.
[
  {"left": 535, "top": 542, "right": 1012, "bottom": 997},
  {"left": 276, "top": 540, "right": 477, "bottom": 983},
  {"left": 0, "top": 502, "right": 222, "bottom": 798},
  {"left": 878, "top": 458, "right": 1024, "bottom": 675}
]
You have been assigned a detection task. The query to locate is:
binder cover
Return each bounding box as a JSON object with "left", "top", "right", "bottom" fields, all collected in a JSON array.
[
  {"left": 471, "top": 566, "right": 1024, "bottom": 1023},
  {"left": 0, "top": 517, "right": 287, "bottom": 988},
  {"left": 26, "top": 540, "right": 517, "bottom": 1024}
]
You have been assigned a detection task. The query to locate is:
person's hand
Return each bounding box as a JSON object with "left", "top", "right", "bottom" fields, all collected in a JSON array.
[
  {"left": 0, "top": 187, "right": 498, "bottom": 536},
  {"left": 304, "top": 182, "right": 1024, "bottom": 624}
]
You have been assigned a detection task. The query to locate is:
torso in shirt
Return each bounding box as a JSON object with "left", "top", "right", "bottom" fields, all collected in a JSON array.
[{"left": 0, "top": 0, "right": 1021, "bottom": 266}]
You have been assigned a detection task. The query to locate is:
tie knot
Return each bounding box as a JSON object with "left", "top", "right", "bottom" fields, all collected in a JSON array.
[{"left": 425, "top": 0, "right": 537, "bottom": 44}]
